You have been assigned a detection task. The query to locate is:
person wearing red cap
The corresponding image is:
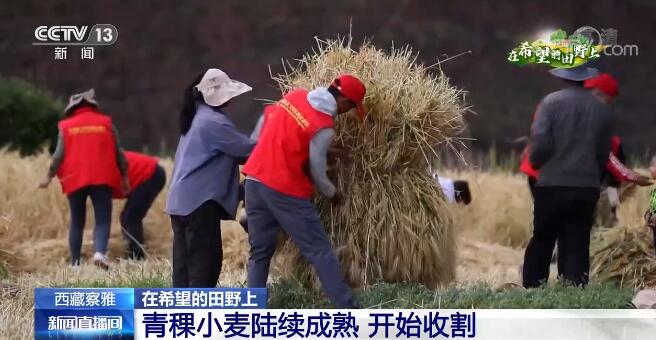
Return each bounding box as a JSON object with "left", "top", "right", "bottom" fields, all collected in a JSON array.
[
  {"left": 242, "top": 74, "right": 366, "bottom": 308},
  {"left": 584, "top": 73, "right": 618, "bottom": 103}
]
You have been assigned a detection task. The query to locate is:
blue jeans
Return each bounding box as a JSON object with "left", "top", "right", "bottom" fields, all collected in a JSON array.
[
  {"left": 67, "top": 185, "right": 112, "bottom": 265},
  {"left": 245, "top": 180, "right": 355, "bottom": 308}
]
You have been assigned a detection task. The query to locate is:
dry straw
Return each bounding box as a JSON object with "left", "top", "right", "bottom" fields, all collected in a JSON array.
[
  {"left": 273, "top": 38, "right": 467, "bottom": 289},
  {"left": 591, "top": 226, "right": 656, "bottom": 288}
]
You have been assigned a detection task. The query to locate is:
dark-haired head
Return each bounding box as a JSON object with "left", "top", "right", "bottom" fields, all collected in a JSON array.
[
  {"left": 179, "top": 72, "right": 206, "bottom": 135},
  {"left": 179, "top": 72, "right": 234, "bottom": 135},
  {"left": 562, "top": 79, "right": 585, "bottom": 87},
  {"left": 64, "top": 99, "right": 97, "bottom": 116},
  {"left": 328, "top": 79, "right": 357, "bottom": 115},
  {"left": 454, "top": 180, "right": 472, "bottom": 205}
]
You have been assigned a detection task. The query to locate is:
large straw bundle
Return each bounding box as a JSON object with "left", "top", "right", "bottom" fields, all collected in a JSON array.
[
  {"left": 591, "top": 226, "right": 656, "bottom": 288},
  {"left": 273, "top": 38, "right": 467, "bottom": 289}
]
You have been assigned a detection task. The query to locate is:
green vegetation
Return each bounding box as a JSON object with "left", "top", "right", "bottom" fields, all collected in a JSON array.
[
  {"left": 269, "top": 280, "right": 635, "bottom": 309},
  {"left": 0, "top": 77, "right": 63, "bottom": 155}
]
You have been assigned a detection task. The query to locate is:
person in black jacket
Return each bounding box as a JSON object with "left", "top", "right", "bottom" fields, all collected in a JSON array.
[{"left": 523, "top": 66, "right": 614, "bottom": 288}]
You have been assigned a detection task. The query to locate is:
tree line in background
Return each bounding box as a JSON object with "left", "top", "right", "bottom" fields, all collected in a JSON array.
[
  {"left": 0, "top": 0, "right": 654, "bottom": 160},
  {"left": 0, "top": 78, "right": 61, "bottom": 156}
]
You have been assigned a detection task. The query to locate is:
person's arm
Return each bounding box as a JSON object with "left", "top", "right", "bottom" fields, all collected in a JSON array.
[
  {"left": 47, "top": 129, "right": 64, "bottom": 178},
  {"left": 250, "top": 114, "right": 265, "bottom": 141},
  {"left": 605, "top": 153, "right": 651, "bottom": 186},
  {"left": 207, "top": 119, "right": 256, "bottom": 161},
  {"left": 528, "top": 100, "right": 554, "bottom": 169},
  {"left": 39, "top": 128, "right": 64, "bottom": 188},
  {"left": 309, "top": 128, "right": 336, "bottom": 198},
  {"left": 596, "top": 108, "right": 614, "bottom": 173},
  {"left": 112, "top": 125, "right": 128, "bottom": 176}
]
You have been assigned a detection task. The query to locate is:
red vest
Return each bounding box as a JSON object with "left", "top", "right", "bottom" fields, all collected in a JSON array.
[
  {"left": 113, "top": 151, "right": 159, "bottom": 199},
  {"left": 56, "top": 108, "right": 122, "bottom": 195},
  {"left": 243, "top": 90, "right": 335, "bottom": 198}
]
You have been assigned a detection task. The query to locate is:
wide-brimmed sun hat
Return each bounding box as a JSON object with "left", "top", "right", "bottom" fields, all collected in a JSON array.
[
  {"left": 195, "top": 68, "right": 252, "bottom": 107},
  {"left": 548, "top": 65, "right": 599, "bottom": 82},
  {"left": 64, "top": 88, "right": 98, "bottom": 113}
]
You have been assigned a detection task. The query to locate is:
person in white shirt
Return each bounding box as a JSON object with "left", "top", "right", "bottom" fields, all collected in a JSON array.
[{"left": 433, "top": 174, "right": 472, "bottom": 205}]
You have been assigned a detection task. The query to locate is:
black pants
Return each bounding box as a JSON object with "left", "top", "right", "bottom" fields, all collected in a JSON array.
[
  {"left": 527, "top": 176, "right": 537, "bottom": 199},
  {"left": 67, "top": 185, "right": 113, "bottom": 265},
  {"left": 523, "top": 186, "right": 599, "bottom": 288},
  {"left": 120, "top": 165, "right": 166, "bottom": 259},
  {"left": 170, "top": 201, "right": 225, "bottom": 288}
]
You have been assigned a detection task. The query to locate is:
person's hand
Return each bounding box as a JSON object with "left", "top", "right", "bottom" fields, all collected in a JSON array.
[
  {"left": 38, "top": 176, "right": 52, "bottom": 189},
  {"left": 647, "top": 212, "right": 656, "bottom": 229},
  {"left": 331, "top": 191, "right": 344, "bottom": 206},
  {"left": 121, "top": 177, "right": 131, "bottom": 196},
  {"left": 634, "top": 175, "right": 653, "bottom": 187},
  {"left": 328, "top": 146, "right": 352, "bottom": 163},
  {"left": 327, "top": 164, "right": 338, "bottom": 182}
]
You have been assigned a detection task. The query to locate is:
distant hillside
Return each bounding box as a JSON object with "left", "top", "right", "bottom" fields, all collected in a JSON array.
[{"left": 1, "top": 0, "right": 654, "bottom": 158}]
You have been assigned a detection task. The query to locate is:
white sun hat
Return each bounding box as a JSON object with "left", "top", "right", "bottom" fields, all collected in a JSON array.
[
  {"left": 195, "top": 68, "right": 252, "bottom": 107},
  {"left": 65, "top": 88, "right": 98, "bottom": 113},
  {"left": 632, "top": 289, "right": 656, "bottom": 309}
]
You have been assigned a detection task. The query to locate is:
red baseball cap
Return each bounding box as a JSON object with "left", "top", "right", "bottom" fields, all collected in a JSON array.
[
  {"left": 584, "top": 73, "right": 619, "bottom": 98},
  {"left": 331, "top": 74, "right": 367, "bottom": 119}
]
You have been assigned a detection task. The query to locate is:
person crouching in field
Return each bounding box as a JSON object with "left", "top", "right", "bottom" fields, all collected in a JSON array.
[
  {"left": 433, "top": 174, "right": 472, "bottom": 205},
  {"left": 39, "top": 89, "right": 130, "bottom": 270},
  {"left": 166, "top": 69, "right": 256, "bottom": 288},
  {"left": 113, "top": 151, "right": 166, "bottom": 260}
]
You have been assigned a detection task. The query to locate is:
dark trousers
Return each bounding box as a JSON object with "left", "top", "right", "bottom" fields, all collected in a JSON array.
[
  {"left": 523, "top": 186, "right": 599, "bottom": 288},
  {"left": 245, "top": 180, "right": 355, "bottom": 308},
  {"left": 67, "top": 185, "right": 113, "bottom": 265},
  {"left": 120, "top": 165, "right": 166, "bottom": 259},
  {"left": 170, "top": 200, "right": 224, "bottom": 288},
  {"left": 527, "top": 176, "right": 537, "bottom": 199}
]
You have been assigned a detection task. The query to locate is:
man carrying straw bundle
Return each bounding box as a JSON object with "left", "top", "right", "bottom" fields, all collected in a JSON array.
[{"left": 242, "top": 74, "right": 366, "bottom": 308}]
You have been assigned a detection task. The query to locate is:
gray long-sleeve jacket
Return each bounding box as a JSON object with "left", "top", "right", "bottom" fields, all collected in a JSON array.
[{"left": 529, "top": 86, "right": 614, "bottom": 188}]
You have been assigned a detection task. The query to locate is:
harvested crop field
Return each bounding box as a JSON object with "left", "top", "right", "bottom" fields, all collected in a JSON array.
[{"left": 1, "top": 151, "right": 654, "bottom": 338}]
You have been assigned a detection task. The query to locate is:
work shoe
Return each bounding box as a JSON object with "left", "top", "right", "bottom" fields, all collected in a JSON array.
[{"left": 93, "top": 252, "right": 110, "bottom": 271}]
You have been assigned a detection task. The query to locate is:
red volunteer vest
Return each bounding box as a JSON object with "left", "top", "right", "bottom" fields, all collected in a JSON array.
[
  {"left": 243, "top": 89, "right": 335, "bottom": 198},
  {"left": 112, "top": 151, "right": 159, "bottom": 199},
  {"left": 56, "top": 108, "right": 122, "bottom": 195}
]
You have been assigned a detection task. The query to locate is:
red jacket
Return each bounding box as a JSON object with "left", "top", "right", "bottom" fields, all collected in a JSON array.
[
  {"left": 56, "top": 107, "right": 122, "bottom": 195},
  {"left": 112, "top": 151, "right": 158, "bottom": 199},
  {"left": 243, "top": 90, "right": 334, "bottom": 198}
]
